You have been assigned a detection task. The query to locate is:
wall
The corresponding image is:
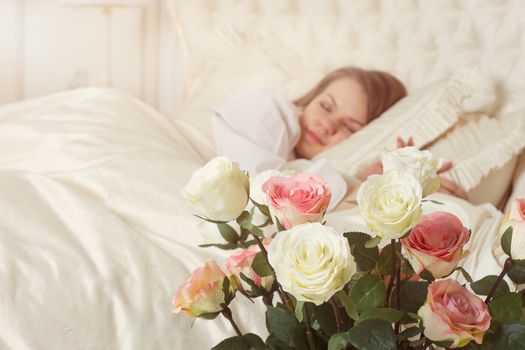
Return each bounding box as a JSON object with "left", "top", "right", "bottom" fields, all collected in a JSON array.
[{"left": 0, "top": 0, "right": 161, "bottom": 108}]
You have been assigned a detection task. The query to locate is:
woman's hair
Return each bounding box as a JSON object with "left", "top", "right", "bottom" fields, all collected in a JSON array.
[{"left": 294, "top": 67, "right": 407, "bottom": 122}]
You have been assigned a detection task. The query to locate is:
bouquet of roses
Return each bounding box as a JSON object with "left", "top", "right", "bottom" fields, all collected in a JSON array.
[{"left": 173, "top": 147, "right": 525, "bottom": 350}]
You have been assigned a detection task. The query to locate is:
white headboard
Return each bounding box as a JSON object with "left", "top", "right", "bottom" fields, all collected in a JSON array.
[{"left": 159, "top": 0, "right": 525, "bottom": 115}]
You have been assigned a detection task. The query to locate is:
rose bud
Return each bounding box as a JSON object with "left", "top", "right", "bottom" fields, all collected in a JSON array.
[
  {"left": 181, "top": 156, "right": 249, "bottom": 222},
  {"left": 172, "top": 260, "right": 236, "bottom": 318},
  {"left": 226, "top": 238, "right": 274, "bottom": 293},
  {"left": 499, "top": 198, "right": 525, "bottom": 259}
]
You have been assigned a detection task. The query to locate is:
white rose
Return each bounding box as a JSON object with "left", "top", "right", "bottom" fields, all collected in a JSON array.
[
  {"left": 382, "top": 146, "right": 443, "bottom": 196},
  {"left": 357, "top": 170, "right": 423, "bottom": 240},
  {"left": 268, "top": 222, "right": 356, "bottom": 305},
  {"left": 181, "top": 156, "right": 249, "bottom": 222}
]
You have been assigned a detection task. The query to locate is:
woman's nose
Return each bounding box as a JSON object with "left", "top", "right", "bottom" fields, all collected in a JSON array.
[{"left": 319, "top": 117, "right": 338, "bottom": 135}]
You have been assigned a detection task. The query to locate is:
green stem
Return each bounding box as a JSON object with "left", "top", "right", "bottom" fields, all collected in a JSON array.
[
  {"left": 221, "top": 307, "right": 243, "bottom": 337},
  {"left": 329, "top": 297, "right": 343, "bottom": 332},
  {"left": 303, "top": 303, "right": 317, "bottom": 350},
  {"left": 252, "top": 234, "right": 293, "bottom": 311},
  {"left": 485, "top": 258, "right": 514, "bottom": 303},
  {"left": 395, "top": 244, "right": 401, "bottom": 334}
]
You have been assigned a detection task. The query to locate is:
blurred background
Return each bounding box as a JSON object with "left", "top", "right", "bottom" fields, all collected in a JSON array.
[{"left": 0, "top": 0, "right": 174, "bottom": 109}]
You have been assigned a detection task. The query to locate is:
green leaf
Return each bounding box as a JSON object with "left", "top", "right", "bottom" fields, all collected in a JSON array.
[
  {"left": 349, "top": 275, "right": 386, "bottom": 314},
  {"left": 344, "top": 232, "right": 379, "bottom": 272},
  {"left": 295, "top": 301, "right": 304, "bottom": 322},
  {"left": 509, "top": 264, "right": 525, "bottom": 284},
  {"left": 397, "top": 281, "right": 430, "bottom": 314},
  {"left": 236, "top": 211, "right": 264, "bottom": 237},
  {"left": 365, "top": 236, "right": 382, "bottom": 248},
  {"left": 455, "top": 266, "right": 474, "bottom": 283},
  {"left": 515, "top": 259, "right": 525, "bottom": 268},
  {"left": 328, "top": 332, "right": 352, "bottom": 350},
  {"left": 217, "top": 223, "right": 239, "bottom": 244},
  {"left": 251, "top": 252, "right": 273, "bottom": 277},
  {"left": 422, "top": 199, "right": 444, "bottom": 205},
  {"left": 471, "top": 275, "right": 510, "bottom": 296},
  {"left": 193, "top": 214, "right": 229, "bottom": 224},
  {"left": 347, "top": 318, "right": 397, "bottom": 350},
  {"left": 358, "top": 308, "right": 404, "bottom": 324},
  {"left": 273, "top": 216, "right": 285, "bottom": 232},
  {"left": 346, "top": 199, "right": 358, "bottom": 205},
  {"left": 250, "top": 198, "right": 272, "bottom": 218},
  {"left": 493, "top": 324, "right": 525, "bottom": 350},
  {"left": 408, "top": 337, "right": 426, "bottom": 347},
  {"left": 501, "top": 226, "right": 513, "bottom": 258},
  {"left": 239, "top": 273, "right": 265, "bottom": 296},
  {"left": 489, "top": 293, "right": 522, "bottom": 323},
  {"left": 400, "top": 256, "right": 415, "bottom": 277},
  {"left": 336, "top": 290, "right": 358, "bottom": 321},
  {"left": 221, "top": 277, "right": 233, "bottom": 303},
  {"left": 211, "top": 336, "right": 249, "bottom": 350},
  {"left": 313, "top": 302, "right": 339, "bottom": 337},
  {"left": 266, "top": 306, "right": 298, "bottom": 345},
  {"left": 377, "top": 242, "right": 395, "bottom": 275},
  {"left": 198, "top": 242, "right": 238, "bottom": 250},
  {"left": 419, "top": 268, "right": 435, "bottom": 282},
  {"left": 433, "top": 340, "right": 454, "bottom": 348},
  {"left": 265, "top": 334, "right": 294, "bottom": 350},
  {"left": 398, "top": 326, "right": 421, "bottom": 339},
  {"left": 212, "top": 333, "right": 268, "bottom": 350},
  {"left": 289, "top": 326, "right": 310, "bottom": 350},
  {"left": 198, "top": 311, "right": 221, "bottom": 320}
]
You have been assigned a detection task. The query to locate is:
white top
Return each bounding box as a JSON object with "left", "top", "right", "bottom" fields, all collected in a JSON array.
[{"left": 212, "top": 89, "right": 348, "bottom": 211}]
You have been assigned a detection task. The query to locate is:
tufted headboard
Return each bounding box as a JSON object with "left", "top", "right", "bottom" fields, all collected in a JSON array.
[{"left": 160, "top": 0, "right": 525, "bottom": 116}]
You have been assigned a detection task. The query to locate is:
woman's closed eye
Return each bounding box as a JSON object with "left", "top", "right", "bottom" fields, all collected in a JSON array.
[
  {"left": 320, "top": 101, "right": 332, "bottom": 112},
  {"left": 341, "top": 123, "right": 354, "bottom": 133}
]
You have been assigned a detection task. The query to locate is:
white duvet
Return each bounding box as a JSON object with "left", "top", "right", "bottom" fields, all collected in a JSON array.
[{"left": 0, "top": 88, "right": 507, "bottom": 349}]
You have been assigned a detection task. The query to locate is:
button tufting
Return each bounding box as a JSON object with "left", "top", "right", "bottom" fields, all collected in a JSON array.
[{"left": 172, "top": 0, "right": 525, "bottom": 111}]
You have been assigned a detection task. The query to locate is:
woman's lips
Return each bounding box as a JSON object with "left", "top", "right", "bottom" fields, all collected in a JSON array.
[{"left": 306, "top": 130, "right": 325, "bottom": 145}]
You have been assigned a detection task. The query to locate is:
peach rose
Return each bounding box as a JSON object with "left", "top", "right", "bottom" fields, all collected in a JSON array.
[
  {"left": 401, "top": 212, "right": 470, "bottom": 278},
  {"left": 262, "top": 174, "right": 331, "bottom": 229},
  {"left": 172, "top": 260, "right": 236, "bottom": 318},
  {"left": 499, "top": 198, "right": 525, "bottom": 259},
  {"left": 226, "top": 238, "right": 274, "bottom": 292},
  {"left": 418, "top": 279, "right": 491, "bottom": 348}
]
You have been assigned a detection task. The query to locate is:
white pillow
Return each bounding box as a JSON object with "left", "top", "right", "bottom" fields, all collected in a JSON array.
[
  {"left": 185, "top": 31, "right": 317, "bottom": 109},
  {"left": 427, "top": 110, "right": 525, "bottom": 207},
  {"left": 315, "top": 68, "right": 482, "bottom": 179}
]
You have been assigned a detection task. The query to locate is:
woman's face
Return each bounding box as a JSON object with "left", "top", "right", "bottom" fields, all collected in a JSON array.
[{"left": 295, "top": 77, "right": 368, "bottom": 159}]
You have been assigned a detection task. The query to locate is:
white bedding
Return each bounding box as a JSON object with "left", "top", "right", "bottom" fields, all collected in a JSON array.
[{"left": 0, "top": 88, "right": 510, "bottom": 349}]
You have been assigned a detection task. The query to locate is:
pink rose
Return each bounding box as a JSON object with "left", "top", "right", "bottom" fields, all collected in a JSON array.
[
  {"left": 499, "top": 198, "right": 525, "bottom": 259},
  {"left": 401, "top": 212, "right": 470, "bottom": 278},
  {"left": 262, "top": 174, "right": 331, "bottom": 229},
  {"left": 172, "top": 260, "right": 236, "bottom": 318},
  {"left": 226, "top": 238, "right": 274, "bottom": 292},
  {"left": 418, "top": 279, "right": 491, "bottom": 348}
]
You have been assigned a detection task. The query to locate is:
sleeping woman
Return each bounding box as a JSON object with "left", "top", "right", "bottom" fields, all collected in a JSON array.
[{"left": 212, "top": 66, "right": 467, "bottom": 211}]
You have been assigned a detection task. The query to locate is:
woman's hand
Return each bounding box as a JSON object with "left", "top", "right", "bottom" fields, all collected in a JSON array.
[
  {"left": 356, "top": 136, "right": 414, "bottom": 181},
  {"left": 356, "top": 160, "right": 383, "bottom": 182},
  {"left": 438, "top": 177, "right": 469, "bottom": 200},
  {"left": 396, "top": 136, "right": 414, "bottom": 148}
]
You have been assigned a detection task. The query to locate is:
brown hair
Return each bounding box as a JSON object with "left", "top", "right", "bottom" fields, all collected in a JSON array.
[{"left": 294, "top": 67, "right": 407, "bottom": 122}]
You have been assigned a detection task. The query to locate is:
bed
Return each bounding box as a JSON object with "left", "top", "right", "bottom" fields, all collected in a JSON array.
[{"left": 1, "top": 1, "right": 525, "bottom": 349}]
